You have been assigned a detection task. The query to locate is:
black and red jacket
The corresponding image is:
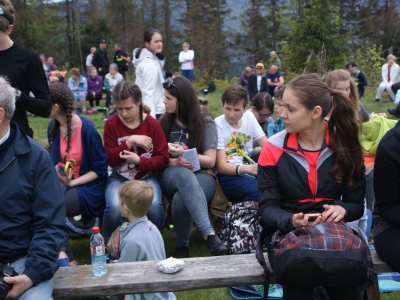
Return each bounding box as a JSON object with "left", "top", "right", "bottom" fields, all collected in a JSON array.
[{"left": 257, "top": 124, "right": 365, "bottom": 233}]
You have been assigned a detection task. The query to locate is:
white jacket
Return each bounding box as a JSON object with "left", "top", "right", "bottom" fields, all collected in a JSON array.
[
  {"left": 132, "top": 47, "right": 166, "bottom": 117},
  {"left": 381, "top": 62, "right": 400, "bottom": 84},
  {"left": 179, "top": 50, "right": 194, "bottom": 70}
]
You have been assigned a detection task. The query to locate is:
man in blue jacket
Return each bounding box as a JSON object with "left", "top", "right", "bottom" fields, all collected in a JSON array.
[
  {"left": 0, "top": 76, "right": 67, "bottom": 300},
  {"left": 347, "top": 62, "right": 368, "bottom": 98}
]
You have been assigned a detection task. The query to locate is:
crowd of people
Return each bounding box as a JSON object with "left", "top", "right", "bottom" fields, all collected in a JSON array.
[{"left": 2, "top": 0, "right": 400, "bottom": 298}]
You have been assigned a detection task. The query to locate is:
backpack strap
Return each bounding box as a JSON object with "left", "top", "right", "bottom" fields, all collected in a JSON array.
[{"left": 255, "top": 226, "right": 276, "bottom": 300}]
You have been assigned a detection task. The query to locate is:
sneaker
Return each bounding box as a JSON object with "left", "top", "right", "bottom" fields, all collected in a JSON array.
[
  {"left": 387, "top": 108, "right": 400, "bottom": 118},
  {"left": 374, "top": 99, "right": 380, "bottom": 102},
  {"left": 174, "top": 247, "right": 189, "bottom": 259},
  {"left": 206, "top": 234, "right": 228, "bottom": 256}
]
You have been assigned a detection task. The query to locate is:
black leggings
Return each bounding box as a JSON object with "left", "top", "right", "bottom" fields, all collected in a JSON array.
[
  {"left": 374, "top": 226, "right": 400, "bottom": 272},
  {"left": 61, "top": 183, "right": 80, "bottom": 218},
  {"left": 87, "top": 91, "right": 102, "bottom": 107}
]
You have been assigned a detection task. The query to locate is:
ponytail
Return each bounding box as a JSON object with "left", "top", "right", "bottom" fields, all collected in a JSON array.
[{"left": 328, "top": 91, "right": 364, "bottom": 187}]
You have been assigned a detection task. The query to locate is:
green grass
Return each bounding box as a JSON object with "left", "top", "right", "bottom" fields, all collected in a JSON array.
[{"left": 29, "top": 86, "right": 400, "bottom": 299}]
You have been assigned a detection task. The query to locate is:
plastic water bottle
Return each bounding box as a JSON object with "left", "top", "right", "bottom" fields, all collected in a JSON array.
[{"left": 90, "top": 227, "right": 107, "bottom": 276}]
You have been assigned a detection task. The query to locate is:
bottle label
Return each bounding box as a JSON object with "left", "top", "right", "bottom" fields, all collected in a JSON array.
[{"left": 95, "top": 245, "right": 103, "bottom": 255}]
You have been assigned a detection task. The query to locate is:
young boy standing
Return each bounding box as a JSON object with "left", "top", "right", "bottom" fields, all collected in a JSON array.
[
  {"left": 215, "top": 85, "right": 267, "bottom": 202},
  {"left": 118, "top": 180, "right": 176, "bottom": 300}
]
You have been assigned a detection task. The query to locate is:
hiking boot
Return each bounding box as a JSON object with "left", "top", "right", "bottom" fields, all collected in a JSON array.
[
  {"left": 374, "top": 99, "right": 380, "bottom": 102},
  {"left": 387, "top": 108, "right": 400, "bottom": 118},
  {"left": 206, "top": 234, "right": 228, "bottom": 256},
  {"left": 174, "top": 247, "right": 189, "bottom": 259}
]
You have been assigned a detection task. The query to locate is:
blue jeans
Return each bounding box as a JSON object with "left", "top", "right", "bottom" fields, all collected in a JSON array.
[
  {"left": 181, "top": 69, "right": 194, "bottom": 83},
  {"left": 103, "top": 173, "right": 164, "bottom": 239},
  {"left": 217, "top": 173, "right": 258, "bottom": 202},
  {"left": 6, "top": 256, "right": 53, "bottom": 300},
  {"left": 73, "top": 91, "right": 87, "bottom": 101},
  {"left": 158, "top": 167, "right": 216, "bottom": 247}
]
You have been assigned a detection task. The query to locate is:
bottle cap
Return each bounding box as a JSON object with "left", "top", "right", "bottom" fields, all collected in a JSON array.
[
  {"left": 92, "top": 227, "right": 100, "bottom": 234},
  {"left": 183, "top": 146, "right": 188, "bottom": 150},
  {"left": 57, "top": 162, "right": 63, "bottom": 167}
]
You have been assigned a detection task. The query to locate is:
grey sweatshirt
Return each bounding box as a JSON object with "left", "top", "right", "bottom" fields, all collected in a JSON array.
[{"left": 119, "top": 216, "right": 176, "bottom": 300}]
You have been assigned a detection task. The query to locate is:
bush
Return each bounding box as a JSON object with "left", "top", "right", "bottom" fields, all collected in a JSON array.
[{"left": 347, "top": 41, "right": 385, "bottom": 87}]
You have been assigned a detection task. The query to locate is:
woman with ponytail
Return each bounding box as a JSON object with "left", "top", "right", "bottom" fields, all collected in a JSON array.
[
  {"left": 103, "top": 81, "right": 169, "bottom": 239},
  {"left": 258, "top": 74, "right": 366, "bottom": 299},
  {"left": 47, "top": 83, "right": 108, "bottom": 264},
  {"left": 132, "top": 29, "right": 166, "bottom": 119}
]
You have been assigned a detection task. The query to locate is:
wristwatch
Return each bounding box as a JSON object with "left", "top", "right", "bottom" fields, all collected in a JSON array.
[{"left": 15, "top": 89, "right": 20, "bottom": 103}]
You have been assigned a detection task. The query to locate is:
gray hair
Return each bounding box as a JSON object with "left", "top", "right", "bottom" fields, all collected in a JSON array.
[
  {"left": 245, "top": 66, "right": 251, "bottom": 73},
  {"left": 271, "top": 64, "right": 279, "bottom": 71},
  {"left": 0, "top": 76, "right": 15, "bottom": 119},
  {"left": 110, "top": 63, "right": 119, "bottom": 72}
]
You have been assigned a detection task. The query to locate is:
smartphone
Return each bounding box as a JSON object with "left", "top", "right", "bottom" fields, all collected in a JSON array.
[{"left": 307, "top": 213, "right": 322, "bottom": 222}]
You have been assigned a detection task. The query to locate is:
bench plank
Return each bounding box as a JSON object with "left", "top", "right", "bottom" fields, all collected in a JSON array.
[{"left": 52, "top": 250, "right": 392, "bottom": 299}]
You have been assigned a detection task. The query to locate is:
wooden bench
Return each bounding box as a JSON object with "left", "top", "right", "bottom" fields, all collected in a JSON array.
[{"left": 52, "top": 249, "right": 393, "bottom": 299}]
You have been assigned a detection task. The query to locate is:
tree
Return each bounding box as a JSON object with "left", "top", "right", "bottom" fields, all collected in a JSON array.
[
  {"left": 240, "top": 0, "right": 268, "bottom": 63},
  {"left": 285, "top": 0, "right": 350, "bottom": 74}
]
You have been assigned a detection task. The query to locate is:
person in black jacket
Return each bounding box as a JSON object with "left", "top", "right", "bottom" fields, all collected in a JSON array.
[
  {"left": 113, "top": 43, "right": 130, "bottom": 79},
  {"left": 258, "top": 73, "right": 365, "bottom": 300},
  {"left": 247, "top": 62, "right": 268, "bottom": 101},
  {"left": 373, "top": 121, "right": 400, "bottom": 272},
  {"left": 92, "top": 39, "right": 110, "bottom": 79},
  {"left": 0, "top": 76, "right": 67, "bottom": 300},
  {"left": 347, "top": 62, "right": 368, "bottom": 98},
  {"left": 0, "top": 0, "right": 51, "bottom": 138}
]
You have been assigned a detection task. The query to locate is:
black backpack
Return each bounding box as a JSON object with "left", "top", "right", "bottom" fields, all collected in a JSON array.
[{"left": 220, "top": 201, "right": 261, "bottom": 254}]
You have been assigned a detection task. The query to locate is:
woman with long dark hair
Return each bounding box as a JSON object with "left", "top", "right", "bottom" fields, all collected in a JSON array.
[
  {"left": 159, "top": 76, "right": 227, "bottom": 258},
  {"left": 258, "top": 74, "right": 366, "bottom": 299},
  {"left": 133, "top": 29, "right": 166, "bottom": 118}
]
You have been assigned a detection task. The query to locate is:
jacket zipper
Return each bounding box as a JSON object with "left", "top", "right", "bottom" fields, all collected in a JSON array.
[{"left": 0, "top": 157, "right": 15, "bottom": 173}]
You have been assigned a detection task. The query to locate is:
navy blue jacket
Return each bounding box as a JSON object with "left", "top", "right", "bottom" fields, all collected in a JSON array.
[
  {"left": 0, "top": 123, "right": 67, "bottom": 285},
  {"left": 352, "top": 70, "right": 367, "bottom": 98},
  {"left": 48, "top": 116, "right": 108, "bottom": 223},
  {"left": 247, "top": 73, "right": 268, "bottom": 100}
]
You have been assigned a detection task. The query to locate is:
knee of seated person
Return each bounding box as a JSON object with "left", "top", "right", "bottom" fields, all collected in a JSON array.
[{"left": 174, "top": 166, "right": 197, "bottom": 180}]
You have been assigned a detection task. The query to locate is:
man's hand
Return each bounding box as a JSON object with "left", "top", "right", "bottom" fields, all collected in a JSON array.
[{"left": 4, "top": 275, "right": 34, "bottom": 299}]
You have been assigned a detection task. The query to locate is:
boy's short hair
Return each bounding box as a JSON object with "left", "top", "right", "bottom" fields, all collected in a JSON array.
[
  {"left": 274, "top": 85, "right": 286, "bottom": 101},
  {"left": 118, "top": 181, "right": 154, "bottom": 217},
  {"left": 70, "top": 68, "right": 80, "bottom": 77},
  {"left": 221, "top": 85, "right": 249, "bottom": 108}
]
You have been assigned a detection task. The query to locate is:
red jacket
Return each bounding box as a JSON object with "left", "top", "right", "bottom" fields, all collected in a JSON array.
[{"left": 257, "top": 124, "right": 365, "bottom": 233}]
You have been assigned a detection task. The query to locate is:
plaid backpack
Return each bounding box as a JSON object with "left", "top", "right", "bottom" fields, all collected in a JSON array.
[
  {"left": 256, "top": 222, "right": 373, "bottom": 299},
  {"left": 220, "top": 201, "right": 261, "bottom": 254}
]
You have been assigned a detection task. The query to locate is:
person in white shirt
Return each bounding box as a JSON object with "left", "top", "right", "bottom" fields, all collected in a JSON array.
[
  {"left": 132, "top": 29, "right": 166, "bottom": 118},
  {"left": 179, "top": 42, "right": 195, "bottom": 83},
  {"left": 215, "top": 85, "right": 267, "bottom": 202},
  {"left": 375, "top": 54, "right": 400, "bottom": 102},
  {"left": 85, "top": 46, "right": 96, "bottom": 75}
]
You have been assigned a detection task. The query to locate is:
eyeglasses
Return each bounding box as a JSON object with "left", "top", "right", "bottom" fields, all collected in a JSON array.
[
  {"left": 257, "top": 110, "right": 271, "bottom": 119},
  {"left": 256, "top": 67, "right": 263, "bottom": 70},
  {"left": 165, "top": 77, "right": 175, "bottom": 88}
]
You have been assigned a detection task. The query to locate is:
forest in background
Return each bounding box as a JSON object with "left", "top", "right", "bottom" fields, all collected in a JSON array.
[{"left": 9, "top": 0, "right": 400, "bottom": 84}]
